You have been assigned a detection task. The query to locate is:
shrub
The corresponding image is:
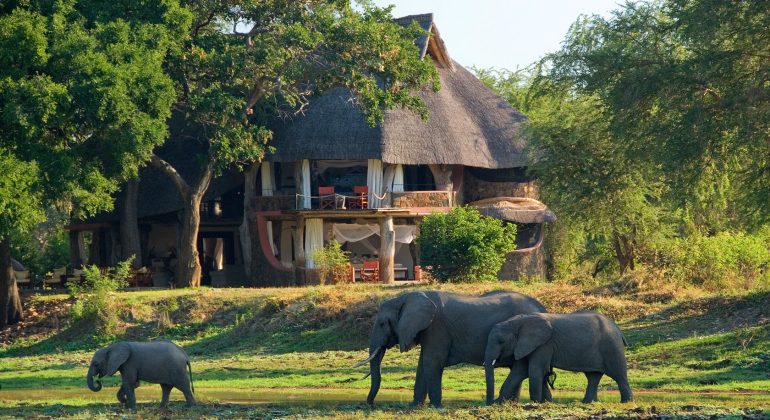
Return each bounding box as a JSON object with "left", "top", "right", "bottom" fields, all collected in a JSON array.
[
  {"left": 312, "top": 240, "right": 351, "bottom": 284},
  {"left": 417, "top": 206, "right": 516, "bottom": 282},
  {"left": 68, "top": 258, "right": 132, "bottom": 335}
]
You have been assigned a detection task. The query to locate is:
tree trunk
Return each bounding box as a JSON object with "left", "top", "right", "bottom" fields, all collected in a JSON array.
[
  {"left": 120, "top": 179, "right": 142, "bottom": 269},
  {"left": 150, "top": 154, "right": 214, "bottom": 288},
  {"left": 379, "top": 215, "right": 395, "bottom": 284},
  {"left": 176, "top": 193, "right": 203, "bottom": 287},
  {"left": 0, "top": 238, "right": 23, "bottom": 329}
]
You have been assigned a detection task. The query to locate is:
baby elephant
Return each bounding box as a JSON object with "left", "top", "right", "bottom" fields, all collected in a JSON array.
[
  {"left": 485, "top": 312, "right": 633, "bottom": 404},
  {"left": 87, "top": 340, "right": 195, "bottom": 409}
]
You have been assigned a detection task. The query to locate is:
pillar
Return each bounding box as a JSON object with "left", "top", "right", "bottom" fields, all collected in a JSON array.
[{"left": 379, "top": 215, "right": 395, "bottom": 284}]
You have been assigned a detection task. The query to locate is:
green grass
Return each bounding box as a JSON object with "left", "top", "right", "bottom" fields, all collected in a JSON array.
[{"left": 0, "top": 282, "right": 769, "bottom": 418}]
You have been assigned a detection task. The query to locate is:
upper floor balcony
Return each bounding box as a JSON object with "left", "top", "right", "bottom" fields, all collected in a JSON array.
[{"left": 249, "top": 159, "right": 455, "bottom": 213}]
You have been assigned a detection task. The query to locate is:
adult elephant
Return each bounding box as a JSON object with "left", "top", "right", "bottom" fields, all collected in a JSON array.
[{"left": 355, "top": 290, "right": 548, "bottom": 407}]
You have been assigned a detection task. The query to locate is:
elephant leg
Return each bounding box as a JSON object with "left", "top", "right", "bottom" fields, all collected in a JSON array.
[
  {"left": 177, "top": 382, "right": 196, "bottom": 407},
  {"left": 160, "top": 384, "right": 172, "bottom": 408},
  {"left": 582, "top": 372, "right": 603, "bottom": 403},
  {"left": 527, "top": 364, "right": 548, "bottom": 403},
  {"left": 116, "top": 385, "right": 127, "bottom": 405},
  {"left": 410, "top": 353, "right": 428, "bottom": 407},
  {"left": 497, "top": 363, "right": 527, "bottom": 403},
  {"left": 542, "top": 376, "right": 553, "bottom": 402},
  {"left": 422, "top": 358, "right": 445, "bottom": 408},
  {"left": 608, "top": 372, "right": 633, "bottom": 402}
]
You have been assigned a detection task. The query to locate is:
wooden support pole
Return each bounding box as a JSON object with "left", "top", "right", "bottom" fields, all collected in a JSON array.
[
  {"left": 294, "top": 215, "right": 306, "bottom": 268},
  {"left": 380, "top": 215, "right": 395, "bottom": 284}
]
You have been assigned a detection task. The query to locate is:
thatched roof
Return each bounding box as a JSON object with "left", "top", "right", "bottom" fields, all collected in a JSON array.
[
  {"left": 470, "top": 197, "right": 556, "bottom": 224},
  {"left": 266, "top": 15, "right": 527, "bottom": 169}
]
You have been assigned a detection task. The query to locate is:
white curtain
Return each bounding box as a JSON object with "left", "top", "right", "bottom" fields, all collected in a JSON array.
[
  {"left": 213, "top": 238, "right": 224, "bottom": 270},
  {"left": 280, "top": 223, "right": 294, "bottom": 268},
  {"left": 393, "top": 164, "right": 405, "bottom": 192},
  {"left": 333, "top": 223, "right": 417, "bottom": 244},
  {"left": 382, "top": 164, "right": 395, "bottom": 207},
  {"left": 261, "top": 161, "right": 275, "bottom": 196},
  {"left": 367, "top": 159, "right": 383, "bottom": 208},
  {"left": 266, "top": 222, "right": 277, "bottom": 256},
  {"left": 305, "top": 218, "right": 324, "bottom": 268},
  {"left": 299, "top": 159, "right": 311, "bottom": 209}
]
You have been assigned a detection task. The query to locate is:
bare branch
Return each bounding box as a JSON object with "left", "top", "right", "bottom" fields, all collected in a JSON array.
[{"left": 150, "top": 154, "right": 191, "bottom": 196}]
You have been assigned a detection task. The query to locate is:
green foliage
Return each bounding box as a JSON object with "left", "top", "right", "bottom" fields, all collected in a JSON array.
[
  {"left": 417, "top": 207, "right": 516, "bottom": 282},
  {"left": 10, "top": 208, "right": 69, "bottom": 274},
  {"left": 644, "top": 232, "right": 770, "bottom": 291},
  {"left": 312, "top": 240, "right": 350, "bottom": 285},
  {"left": 68, "top": 258, "right": 132, "bottom": 335},
  {"left": 0, "top": 152, "right": 44, "bottom": 240}
]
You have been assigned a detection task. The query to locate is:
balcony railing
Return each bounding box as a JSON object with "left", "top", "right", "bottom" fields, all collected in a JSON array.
[{"left": 250, "top": 190, "right": 454, "bottom": 212}]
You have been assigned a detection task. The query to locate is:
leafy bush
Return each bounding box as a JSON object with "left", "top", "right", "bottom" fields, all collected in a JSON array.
[
  {"left": 417, "top": 206, "right": 516, "bottom": 282},
  {"left": 645, "top": 232, "right": 770, "bottom": 290},
  {"left": 312, "top": 240, "right": 351, "bottom": 284},
  {"left": 68, "top": 258, "right": 132, "bottom": 335}
]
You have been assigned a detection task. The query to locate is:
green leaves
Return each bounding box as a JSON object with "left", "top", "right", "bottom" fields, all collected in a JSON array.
[{"left": 417, "top": 207, "right": 516, "bottom": 283}]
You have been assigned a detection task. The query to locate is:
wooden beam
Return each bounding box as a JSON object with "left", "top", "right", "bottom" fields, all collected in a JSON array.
[
  {"left": 379, "top": 215, "right": 395, "bottom": 284},
  {"left": 294, "top": 215, "right": 306, "bottom": 268}
]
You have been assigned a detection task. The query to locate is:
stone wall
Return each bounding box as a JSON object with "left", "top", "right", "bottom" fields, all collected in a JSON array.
[
  {"left": 497, "top": 247, "right": 545, "bottom": 280},
  {"left": 247, "top": 214, "right": 296, "bottom": 287},
  {"left": 392, "top": 191, "right": 452, "bottom": 208},
  {"left": 461, "top": 172, "right": 539, "bottom": 203}
]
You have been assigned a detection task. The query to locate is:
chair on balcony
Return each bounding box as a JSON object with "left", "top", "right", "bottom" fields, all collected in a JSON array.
[
  {"left": 349, "top": 185, "right": 369, "bottom": 209},
  {"left": 319, "top": 186, "right": 336, "bottom": 209},
  {"left": 14, "top": 270, "right": 31, "bottom": 288},
  {"left": 359, "top": 260, "right": 379, "bottom": 282}
]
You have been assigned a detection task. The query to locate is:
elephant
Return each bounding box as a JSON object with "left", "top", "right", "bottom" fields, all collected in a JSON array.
[
  {"left": 354, "top": 290, "right": 549, "bottom": 407},
  {"left": 87, "top": 340, "right": 195, "bottom": 409},
  {"left": 484, "top": 311, "right": 633, "bottom": 405}
]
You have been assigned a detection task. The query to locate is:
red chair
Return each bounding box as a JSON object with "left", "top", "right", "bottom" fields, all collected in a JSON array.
[
  {"left": 349, "top": 185, "right": 369, "bottom": 209},
  {"left": 319, "top": 186, "right": 336, "bottom": 209},
  {"left": 359, "top": 260, "right": 379, "bottom": 282}
]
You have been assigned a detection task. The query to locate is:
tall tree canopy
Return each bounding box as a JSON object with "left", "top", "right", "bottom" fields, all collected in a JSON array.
[
  {"left": 547, "top": 0, "right": 770, "bottom": 228},
  {"left": 0, "top": 1, "right": 185, "bottom": 327},
  {"left": 88, "top": 0, "right": 439, "bottom": 286}
]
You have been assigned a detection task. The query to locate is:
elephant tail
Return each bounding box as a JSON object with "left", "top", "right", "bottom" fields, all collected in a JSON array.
[
  {"left": 187, "top": 361, "right": 195, "bottom": 394},
  {"left": 622, "top": 334, "right": 629, "bottom": 347}
]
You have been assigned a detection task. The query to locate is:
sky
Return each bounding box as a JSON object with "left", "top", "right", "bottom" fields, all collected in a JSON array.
[{"left": 371, "top": 0, "right": 622, "bottom": 71}]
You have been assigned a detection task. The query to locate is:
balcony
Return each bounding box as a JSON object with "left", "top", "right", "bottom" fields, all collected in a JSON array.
[{"left": 250, "top": 190, "right": 454, "bottom": 212}]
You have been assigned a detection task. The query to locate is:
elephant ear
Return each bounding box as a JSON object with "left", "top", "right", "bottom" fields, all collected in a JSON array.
[
  {"left": 514, "top": 315, "right": 553, "bottom": 360},
  {"left": 104, "top": 342, "right": 131, "bottom": 377},
  {"left": 396, "top": 292, "right": 437, "bottom": 352}
]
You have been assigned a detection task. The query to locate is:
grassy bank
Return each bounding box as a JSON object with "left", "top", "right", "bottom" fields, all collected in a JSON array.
[{"left": 0, "top": 282, "right": 768, "bottom": 418}]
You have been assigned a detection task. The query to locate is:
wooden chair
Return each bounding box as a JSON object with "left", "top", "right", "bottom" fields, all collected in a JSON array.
[
  {"left": 319, "top": 186, "right": 336, "bottom": 209},
  {"left": 65, "top": 269, "right": 84, "bottom": 286},
  {"left": 132, "top": 267, "right": 153, "bottom": 287},
  {"left": 349, "top": 185, "right": 369, "bottom": 209},
  {"left": 359, "top": 260, "right": 379, "bottom": 282}
]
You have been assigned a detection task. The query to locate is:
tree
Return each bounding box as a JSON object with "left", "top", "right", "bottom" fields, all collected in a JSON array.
[
  {"left": 0, "top": 2, "right": 184, "bottom": 327},
  {"left": 126, "top": 1, "right": 439, "bottom": 286},
  {"left": 417, "top": 207, "right": 516, "bottom": 282},
  {"left": 546, "top": 0, "right": 770, "bottom": 229}
]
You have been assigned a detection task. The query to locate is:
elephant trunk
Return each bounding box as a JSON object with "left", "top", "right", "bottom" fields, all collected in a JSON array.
[
  {"left": 366, "top": 346, "right": 386, "bottom": 406},
  {"left": 87, "top": 365, "right": 102, "bottom": 392},
  {"left": 484, "top": 360, "right": 496, "bottom": 405}
]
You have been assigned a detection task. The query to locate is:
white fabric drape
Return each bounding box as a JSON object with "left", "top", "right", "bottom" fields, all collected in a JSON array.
[
  {"left": 280, "top": 223, "right": 294, "bottom": 268},
  {"left": 367, "top": 159, "right": 383, "bottom": 208},
  {"left": 304, "top": 218, "right": 324, "bottom": 268},
  {"left": 260, "top": 161, "right": 275, "bottom": 196},
  {"left": 393, "top": 164, "right": 405, "bottom": 192},
  {"left": 299, "top": 159, "right": 311, "bottom": 209},
  {"left": 266, "top": 221, "right": 277, "bottom": 256},
  {"left": 213, "top": 238, "right": 224, "bottom": 270},
  {"left": 333, "top": 223, "right": 417, "bottom": 244}
]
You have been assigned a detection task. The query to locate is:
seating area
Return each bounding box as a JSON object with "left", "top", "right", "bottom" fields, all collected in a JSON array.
[{"left": 313, "top": 185, "right": 369, "bottom": 210}]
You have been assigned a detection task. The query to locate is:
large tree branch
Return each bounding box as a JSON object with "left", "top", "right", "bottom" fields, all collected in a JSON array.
[
  {"left": 195, "top": 160, "right": 216, "bottom": 196},
  {"left": 150, "top": 154, "right": 192, "bottom": 197}
]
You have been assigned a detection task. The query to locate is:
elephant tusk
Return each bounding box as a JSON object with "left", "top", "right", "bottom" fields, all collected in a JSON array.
[
  {"left": 491, "top": 359, "right": 496, "bottom": 366},
  {"left": 360, "top": 371, "right": 372, "bottom": 380},
  {"left": 352, "top": 348, "right": 380, "bottom": 368}
]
